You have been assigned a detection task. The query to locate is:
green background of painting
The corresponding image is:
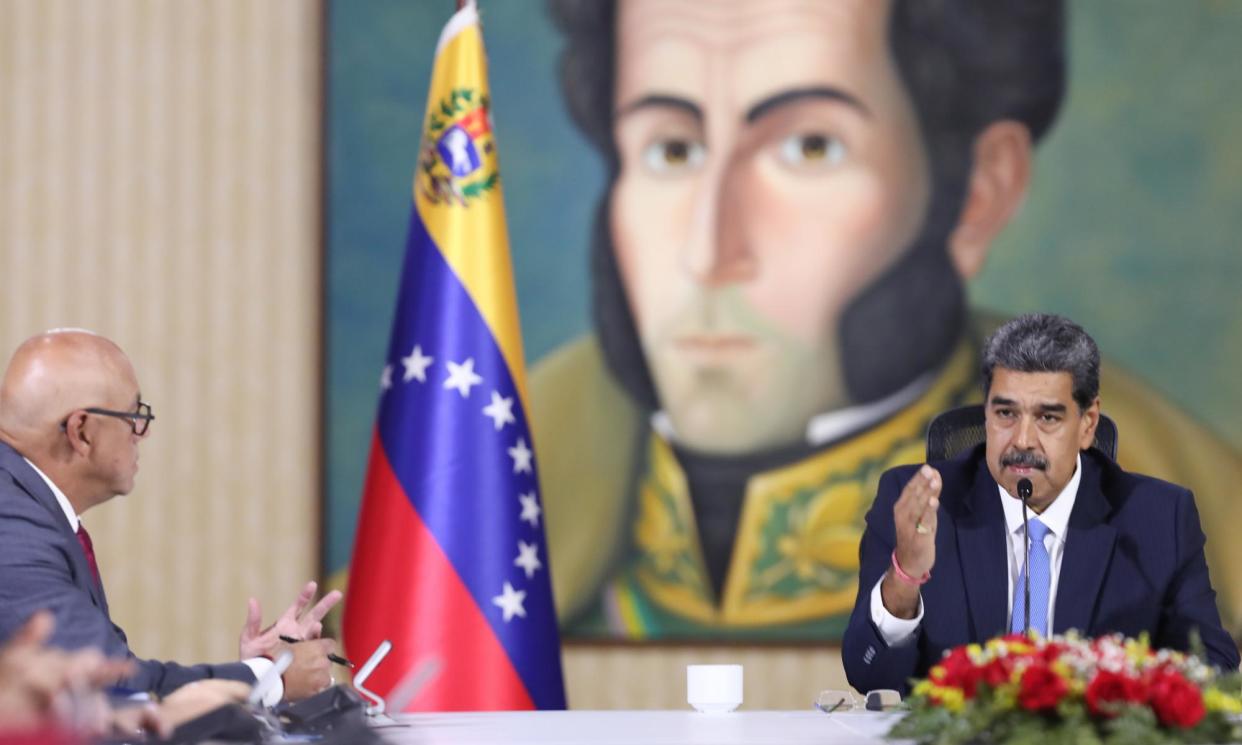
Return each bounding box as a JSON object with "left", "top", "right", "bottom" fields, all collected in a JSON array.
[{"left": 324, "top": 1, "right": 1242, "bottom": 601}]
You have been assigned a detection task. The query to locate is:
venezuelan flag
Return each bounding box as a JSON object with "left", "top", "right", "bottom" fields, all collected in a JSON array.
[{"left": 343, "top": 2, "right": 565, "bottom": 711}]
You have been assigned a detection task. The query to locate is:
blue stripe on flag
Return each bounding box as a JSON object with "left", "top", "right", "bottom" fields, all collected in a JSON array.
[{"left": 375, "top": 209, "right": 564, "bottom": 708}]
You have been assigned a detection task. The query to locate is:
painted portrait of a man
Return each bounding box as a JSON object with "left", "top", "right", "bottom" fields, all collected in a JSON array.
[
  {"left": 324, "top": 0, "right": 1242, "bottom": 645},
  {"left": 530, "top": 0, "right": 1242, "bottom": 639}
]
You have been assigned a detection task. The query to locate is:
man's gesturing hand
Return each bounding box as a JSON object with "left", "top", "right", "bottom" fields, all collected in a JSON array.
[
  {"left": 238, "top": 581, "right": 343, "bottom": 660},
  {"left": 894, "top": 464, "right": 942, "bottom": 577},
  {"left": 881, "top": 465, "right": 942, "bottom": 619}
]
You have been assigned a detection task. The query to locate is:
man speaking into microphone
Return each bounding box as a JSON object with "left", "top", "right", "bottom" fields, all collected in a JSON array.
[{"left": 843, "top": 314, "right": 1239, "bottom": 694}]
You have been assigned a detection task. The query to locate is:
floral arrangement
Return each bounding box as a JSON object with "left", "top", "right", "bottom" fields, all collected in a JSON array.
[{"left": 889, "top": 633, "right": 1242, "bottom": 745}]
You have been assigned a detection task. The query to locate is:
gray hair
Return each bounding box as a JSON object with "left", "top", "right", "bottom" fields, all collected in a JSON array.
[{"left": 981, "top": 314, "right": 1100, "bottom": 411}]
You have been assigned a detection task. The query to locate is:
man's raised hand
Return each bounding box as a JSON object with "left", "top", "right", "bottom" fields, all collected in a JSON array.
[
  {"left": 238, "top": 581, "right": 343, "bottom": 660},
  {"left": 880, "top": 465, "right": 942, "bottom": 619},
  {"left": 893, "top": 464, "right": 942, "bottom": 577}
]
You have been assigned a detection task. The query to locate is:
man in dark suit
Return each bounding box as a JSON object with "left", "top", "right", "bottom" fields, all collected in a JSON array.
[
  {"left": 0, "top": 329, "right": 340, "bottom": 701},
  {"left": 843, "top": 313, "right": 1240, "bottom": 694}
]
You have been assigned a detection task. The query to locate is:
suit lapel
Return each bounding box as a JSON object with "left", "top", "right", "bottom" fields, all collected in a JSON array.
[
  {"left": 1053, "top": 454, "right": 1116, "bottom": 635},
  {"left": 954, "top": 455, "right": 1009, "bottom": 640},
  {"left": 0, "top": 443, "right": 111, "bottom": 614}
]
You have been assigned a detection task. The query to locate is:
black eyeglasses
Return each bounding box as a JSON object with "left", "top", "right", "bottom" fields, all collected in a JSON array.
[{"left": 70, "top": 401, "right": 156, "bottom": 436}]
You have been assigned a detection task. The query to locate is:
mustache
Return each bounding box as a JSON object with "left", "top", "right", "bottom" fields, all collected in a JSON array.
[{"left": 1000, "top": 450, "right": 1048, "bottom": 470}]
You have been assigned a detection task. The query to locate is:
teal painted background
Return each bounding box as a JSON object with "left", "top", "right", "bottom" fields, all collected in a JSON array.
[{"left": 325, "top": 1, "right": 1242, "bottom": 578}]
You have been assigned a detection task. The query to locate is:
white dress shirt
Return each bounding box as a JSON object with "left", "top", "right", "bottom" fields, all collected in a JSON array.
[
  {"left": 22, "top": 457, "right": 284, "bottom": 704},
  {"left": 23, "top": 457, "right": 80, "bottom": 532},
  {"left": 870, "top": 454, "right": 1083, "bottom": 645}
]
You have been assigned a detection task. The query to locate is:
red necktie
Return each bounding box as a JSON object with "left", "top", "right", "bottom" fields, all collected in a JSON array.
[{"left": 76, "top": 524, "right": 102, "bottom": 589}]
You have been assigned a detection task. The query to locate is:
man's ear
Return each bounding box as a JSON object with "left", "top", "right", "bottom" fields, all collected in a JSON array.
[
  {"left": 63, "top": 412, "right": 92, "bottom": 456},
  {"left": 947, "top": 120, "right": 1033, "bottom": 280},
  {"left": 1078, "top": 396, "right": 1101, "bottom": 451}
]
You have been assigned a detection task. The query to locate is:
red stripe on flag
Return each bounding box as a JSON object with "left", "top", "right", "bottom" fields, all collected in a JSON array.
[{"left": 343, "top": 430, "right": 534, "bottom": 711}]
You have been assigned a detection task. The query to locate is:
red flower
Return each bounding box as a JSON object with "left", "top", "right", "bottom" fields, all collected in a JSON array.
[
  {"left": 1147, "top": 669, "right": 1205, "bottom": 729},
  {"left": 936, "top": 647, "right": 983, "bottom": 698},
  {"left": 1017, "top": 663, "right": 1068, "bottom": 712},
  {"left": 980, "top": 657, "right": 1013, "bottom": 688},
  {"left": 1038, "top": 641, "right": 1066, "bottom": 664},
  {"left": 1085, "top": 670, "right": 1147, "bottom": 717}
]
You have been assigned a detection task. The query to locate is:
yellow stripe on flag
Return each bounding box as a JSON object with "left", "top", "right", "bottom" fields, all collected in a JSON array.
[{"left": 412, "top": 5, "right": 532, "bottom": 410}]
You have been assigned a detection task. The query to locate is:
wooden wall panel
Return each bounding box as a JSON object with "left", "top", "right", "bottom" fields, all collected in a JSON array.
[{"left": 0, "top": 0, "right": 321, "bottom": 664}]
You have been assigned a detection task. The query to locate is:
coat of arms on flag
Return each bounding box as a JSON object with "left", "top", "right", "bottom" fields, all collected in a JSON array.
[{"left": 419, "top": 88, "right": 500, "bottom": 206}]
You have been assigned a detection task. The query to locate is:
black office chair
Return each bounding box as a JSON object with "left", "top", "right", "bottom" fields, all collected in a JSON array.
[{"left": 925, "top": 404, "right": 1118, "bottom": 462}]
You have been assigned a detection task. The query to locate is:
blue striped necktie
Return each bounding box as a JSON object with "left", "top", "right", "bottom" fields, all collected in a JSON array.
[{"left": 1011, "top": 518, "right": 1051, "bottom": 636}]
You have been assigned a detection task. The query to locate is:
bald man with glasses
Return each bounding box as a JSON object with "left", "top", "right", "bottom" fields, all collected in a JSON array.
[{"left": 0, "top": 329, "right": 341, "bottom": 702}]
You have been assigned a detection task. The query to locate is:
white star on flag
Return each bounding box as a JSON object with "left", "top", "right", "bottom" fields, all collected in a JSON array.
[
  {"left": 518, "top": 492, "right": 542, "bottom": 527},
  {"left": 402, "top": 345, "right": 434, "bottom": 383},
  {"left": 514, "top": 541, "right": 542, "bottom": 579},
  {"left": 443, "top": 358, "right": 483, "bottom": 398},
  {"left": 508, "top": 438, "right": 533, "bottom": 474},
  {"left": 482, "top": 391, "right": 516, "bottom": 431},
  {"left": 492, "top": 581, "right": 527, "bottom": 622},
  {"left": 380, "top": 364, "right": 393, "bottom": 391}
]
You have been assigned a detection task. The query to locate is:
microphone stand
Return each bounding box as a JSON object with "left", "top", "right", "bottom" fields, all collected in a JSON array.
[{"left": 1018, "top": 478, "right": 1033, "bottom": 635}]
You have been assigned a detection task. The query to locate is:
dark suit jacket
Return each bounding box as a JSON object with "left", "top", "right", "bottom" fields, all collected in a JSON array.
[
  {"left": 843, "top": 445, "right": 1240, "bottom": 694},
  {"left": 0, "top": 441, "right": 254, "bottom": 696}
]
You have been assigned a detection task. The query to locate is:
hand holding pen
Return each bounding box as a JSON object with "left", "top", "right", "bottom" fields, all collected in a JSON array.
[{"left": 280, "top": 635, "right": 354, "bottom": 668}]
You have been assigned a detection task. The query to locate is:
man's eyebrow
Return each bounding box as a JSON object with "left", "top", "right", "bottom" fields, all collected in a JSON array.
[
  {"left": 614, "top": 94, "right": 703, "bottom": 123},
  {"left": 988, "top": 396, "right": 1069, "bottom": 414},
  {"left": 744, "top": 86, "right": 871, "bottom": 124}
]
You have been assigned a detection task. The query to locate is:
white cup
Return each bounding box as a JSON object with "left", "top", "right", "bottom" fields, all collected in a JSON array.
[{"left": 686, "top": 664, "right": 743, "bottom": 713}]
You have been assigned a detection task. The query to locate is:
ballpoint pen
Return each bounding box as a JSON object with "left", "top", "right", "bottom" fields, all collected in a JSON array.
[{"left": 279, "top": 634, "right": 355, "bottom": 668}]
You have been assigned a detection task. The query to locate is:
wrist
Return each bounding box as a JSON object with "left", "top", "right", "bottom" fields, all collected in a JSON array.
[
  {"left": 880, "top": 570, "right": 922, "bottom": 620},
  {"left": 890, "top": 550, "right": 931, "bottom": 586}
]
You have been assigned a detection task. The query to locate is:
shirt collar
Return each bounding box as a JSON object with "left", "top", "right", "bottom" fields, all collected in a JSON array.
[
  {"left": 22, "top": 457, "right": 79, "bottom": 532},
  {"left": 997, "top": 452, "right": 1082, "bottom": 540}
]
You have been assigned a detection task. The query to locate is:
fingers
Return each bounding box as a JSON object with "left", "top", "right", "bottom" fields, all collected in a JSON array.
[
  {"left": 279, "top": 581, "right": 318, "bottom": 623},
  {"left": 111, "top": 703, "right": 169, "bottom": 740},
  {"left": 242, "top": 598, "right": 262, "bottom": 638},
  {"left": 295, "top": 581, "right": 318, "bottom": 612},
  {"left": 300, "top": 589, "right": 343, "bottom": 631},
  {"left": 895, "top": 466, "right": 940, "bottom": 524},
  {"left": 915, "top": 472, "right": 941, "bottom": 532},
  {"left": 137, "top": 703, "right": 172, "bottom": 740}
]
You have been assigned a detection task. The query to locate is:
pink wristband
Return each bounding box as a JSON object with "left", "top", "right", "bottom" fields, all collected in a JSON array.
[{"left": 890, "top": 550, "right": 931, "bottom": 586}]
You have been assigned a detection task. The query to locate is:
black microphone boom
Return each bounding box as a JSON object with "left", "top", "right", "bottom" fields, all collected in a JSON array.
[{"left": 1018, "top": 478, "right": 1033, "bottom": 635}]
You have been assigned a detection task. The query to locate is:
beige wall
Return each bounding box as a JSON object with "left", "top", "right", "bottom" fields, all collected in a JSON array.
[
  {"left": 0, "top": 0, "right": 321, "bottom": 663},
  {"left": 0, "top": 0, "right": 853, "bottom": 706},
  {"left": 562, "top": 645, "right": 850, "bottom": 710}
]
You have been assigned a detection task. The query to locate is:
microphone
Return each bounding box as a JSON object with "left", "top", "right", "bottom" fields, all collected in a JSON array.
[
  {"left": 352, "top": 640, "right": 393, "bottom": 715},
  {"left": 1017, "top": 478, "right": 1033, "bottom": 635}
]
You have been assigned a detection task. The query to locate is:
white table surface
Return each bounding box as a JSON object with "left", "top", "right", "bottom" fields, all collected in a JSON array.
[{"left": 371, "top": 710, "right": 907, "bottom": 745}]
